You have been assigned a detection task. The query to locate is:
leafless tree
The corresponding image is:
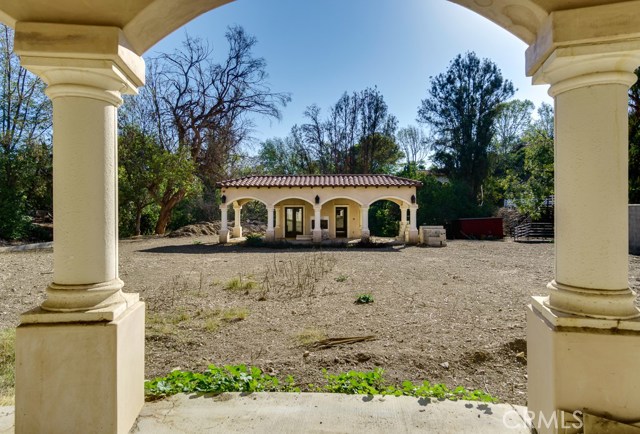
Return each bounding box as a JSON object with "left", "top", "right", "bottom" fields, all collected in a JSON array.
[
  {"left": 397, "top": 125, "right": 429, "bottom": 167},
  {"left": 128, "top": 26, "right": 290, "bottom": 234}
]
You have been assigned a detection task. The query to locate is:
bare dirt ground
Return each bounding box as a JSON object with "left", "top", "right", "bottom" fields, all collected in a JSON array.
[{"left": 3, "top": 237, "right": 640, "bottom": 406}]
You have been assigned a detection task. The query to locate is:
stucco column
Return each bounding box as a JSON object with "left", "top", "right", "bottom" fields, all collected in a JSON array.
[
  {"left": 232, "top": 203, "right": 243, "bottom": 238},
  {"left": 360, "top": 206, "right": 370, "bottom": 241},
  {"left": 266, "top": 207, "right": 275, "bottom": 241},
  {"left": 219, "top": 204, "right": 229, "bottom": 243},
  {"left": 399, "top": 204, "right": 408, "bottom": 238},
  {"left": 14, "top": 23, "right": 146, "bottom": 434},
  {"left": 313, "top": 206, "right": 322, "bottom": 243},
  {"left": 526, "top": 35, "right": 640, "bottom": 432},
  {"left": 408, "top": 205, "right": 419, "bottom": 244}
]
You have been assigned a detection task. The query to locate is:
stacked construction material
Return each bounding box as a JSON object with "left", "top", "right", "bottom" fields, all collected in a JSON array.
[{"left": 420, "top": 226, "right": 447, "bottom": 247}]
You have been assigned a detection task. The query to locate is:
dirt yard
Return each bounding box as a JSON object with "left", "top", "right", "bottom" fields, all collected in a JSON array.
[{"left": 3, "top": 237, "right": 640, "bottom": 406}]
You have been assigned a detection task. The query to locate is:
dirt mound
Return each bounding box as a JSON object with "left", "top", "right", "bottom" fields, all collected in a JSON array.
[
  {"left": 168, "top": 221, "right": 221, "bottom": 238},
  {"left": 168, "top": 220, "right": 267, "bottom": 238}
]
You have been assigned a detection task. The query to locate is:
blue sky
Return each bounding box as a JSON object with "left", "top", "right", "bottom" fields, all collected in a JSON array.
[{"left": 149, "top": 0, "right": 552, "bottom": 148}]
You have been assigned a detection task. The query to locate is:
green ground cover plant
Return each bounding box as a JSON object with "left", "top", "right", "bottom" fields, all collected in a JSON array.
[
  {"left": 354, "top": 294, "right": 374, "bottom": 304},
  {"left": 145, "top": 365, "right": 497, "bottom": 403},
  {"left": 0, "top": 328, "right": 16, "bottom": 405}
]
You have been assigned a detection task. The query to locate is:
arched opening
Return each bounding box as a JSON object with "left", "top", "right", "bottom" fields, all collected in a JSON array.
[
  {"left": 368, "top": 198, "right": 405, "bottom": 238},
  {"left": 272, "top": 197, "right": 316, "bottom": 240},
  {"left": 227, "top": 198, "right": 269, "bottom": 239}
]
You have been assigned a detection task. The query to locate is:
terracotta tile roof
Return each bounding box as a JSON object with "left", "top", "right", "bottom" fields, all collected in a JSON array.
[{"left": 217, "top": 175, "right": 422, "bottom": 188}]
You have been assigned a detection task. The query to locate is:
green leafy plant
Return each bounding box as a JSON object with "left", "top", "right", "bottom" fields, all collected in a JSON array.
[
  {"left": 321, "top": 368, "right": 385, "bottom": 395},
  {"left": 145, "top": 364, "right": 299, "bottom": 399},
  {"left": 0, "top": 328, "right": 16, "bottom": 405},
  {"left": 335, "top": 275, "right": 348, "bottom": 283},
  {"left": 355, "top": 294, "right": 374, "bottom": 304},
  {"left": 145, "top": 365, "right": 497, "bottom": 404}
]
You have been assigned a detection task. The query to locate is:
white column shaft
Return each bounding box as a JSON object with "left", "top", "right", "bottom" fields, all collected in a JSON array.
[
  {"left": 555, "top": 83, "right": 628, "bottom": 290},
  {"left": 234, "top": 206, "right": 242, "bottom": 226},
  {"left": 267, "top": 207, "right": 274, "bottom": 230},
  {"left": 221, "top": 206, "right": 228, "bottom": 230},
  {"left": 409, "top": 207, "right": 418, "bottom": 231},
  {"left": 361, "top": 207, "right": 369, "bottom": 231},
  {"left": 52, "top": 95, "right": 118, "bottom": 285}
]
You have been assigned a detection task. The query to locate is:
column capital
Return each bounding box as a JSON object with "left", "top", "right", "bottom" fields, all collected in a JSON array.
[
  {"left": 533, "top": 44, "right": 640, "bottom": 97},
  {"left": 526, "top": 2, "right": 640, "bottom": 78},
  {"left": 14, "top": 22, "right": 145, "bottom": 105}
]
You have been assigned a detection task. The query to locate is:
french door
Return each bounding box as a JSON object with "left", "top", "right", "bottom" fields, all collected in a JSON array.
[
  {"left": 285, "top": 207, "right": 304, "bottom": 238},
  {"left": 335, "top": 207, "right": 348, "bottom": 238}
]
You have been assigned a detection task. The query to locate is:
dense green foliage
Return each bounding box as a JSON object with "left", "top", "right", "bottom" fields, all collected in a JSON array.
[
  {"left": 630, "top": 68, "right": 640, "bottom": 203},
  {"left": 145, "top": 364, "right": 497, "bottom": 403},
  {"left": 418, "top": 52, "right": 514, "bottom": 203},
  {"left": 0, "top": 25, "right": 52, "bottom": 240}
]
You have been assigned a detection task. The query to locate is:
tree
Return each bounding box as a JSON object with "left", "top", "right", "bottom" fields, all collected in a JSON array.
[
  {"left": 630, "top": 67, "right": 640, "bottom": 203},
  {"left": 121, "top": 26, "right": 289, "bottom": 234},
  {"left": 292, "top": 87, "right": 401, "bottom": 174},
  {"left": 417, "top": 52, "right": 514, "bottom": 202},
  {"left": 501, "top": 103, "right": 554, "bottom": 218},
  {"left": 0, "top": 24, "right": 52, "bottom": 239},
  {"left": 118, "top": 125, "right": 161, "bottom": 236},
  {"left": 397, "top": 125, "right": 429, "bottom": 168},
  {"left": 492, "top": 99, "right": 535, "bottom": 157}
]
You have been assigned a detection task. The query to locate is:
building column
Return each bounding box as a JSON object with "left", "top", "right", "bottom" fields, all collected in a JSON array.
[
  {"left": 232, "top": 202, "right": 243, "bottom": 238},
  {"left": 14, "top": 23, "right": 145, "bottom": 434},
  {"left": 266, "top": 207, "right": 275, "bottom": 241},
  {"left": 360, "top": 206, "right": 370, "bottom": 241},
  {"left": 313, "top": 206, "right": 322, "bottom": 243},
  {"left": 219, "top": 204, "right": 229, "bottom": 243},
  {"left": 526, "top": 38, "right": 640, "bottom": 432},
  {"left": 399, "top": 204, "right": 408, "bottom": 238},
  {"left": 408, "top": 205, "right": 419, "bottom": 244}
]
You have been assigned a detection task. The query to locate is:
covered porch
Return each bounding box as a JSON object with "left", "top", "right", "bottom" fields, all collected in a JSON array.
[{"left": 216, "top": 175, "right": 422, "bottom": 244}]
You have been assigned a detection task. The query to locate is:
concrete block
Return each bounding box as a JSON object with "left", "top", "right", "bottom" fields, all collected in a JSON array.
[
  {"left": 15, "top": 302, "right": 145, "bottom": 434},
  {"left": 527, "top": 302, "right": 640, "bottom": 434}
]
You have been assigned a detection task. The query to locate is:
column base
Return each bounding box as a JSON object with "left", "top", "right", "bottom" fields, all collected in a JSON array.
[
  {"left": 546, "top": 280, "right": 640, "bottom": 320},
  {"left": 232, "top": 226, "right": 243, "bottom": 238},
  {"left": 15, "top": 301, "right": 145, "bottom": 434},
  {"left": 527, "top": 296, "right": 640, "bottom": 434},
  {"left": 265, "top": 229, "right": 275, "bottom": 242},
  {"left": 313, "top": 230, "right": 322, "bottom": 243},
  {"left": 219, "top": 229, "right": 229, "bottom": 243},
  {"left": 407, "top": 229, "right": 419, "bottom": 244},
  {"left": 361, "top": 229, "right": 370, "bottom": 242}
]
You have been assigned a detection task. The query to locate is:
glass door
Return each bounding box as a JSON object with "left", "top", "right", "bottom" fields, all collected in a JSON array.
[
  {"left": 285, "top": 207, "right": 304, "bottom": 238},
  {"left": 335, "top": 207, "right": 348, "bottom": 238}
]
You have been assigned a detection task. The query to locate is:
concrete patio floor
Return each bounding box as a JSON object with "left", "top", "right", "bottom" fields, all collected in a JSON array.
[{"left": 2, "top": 393, "right": 531, "bottom": 433}]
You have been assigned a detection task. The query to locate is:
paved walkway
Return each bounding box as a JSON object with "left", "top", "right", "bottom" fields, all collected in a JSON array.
[{"left": 1, "top": 393, "right": 531, "bottom": 433}]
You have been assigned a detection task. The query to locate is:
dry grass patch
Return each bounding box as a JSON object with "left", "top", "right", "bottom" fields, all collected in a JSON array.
[
  {"left": 221, "top": 307, "right": 249, "bottom": 323},
  {"left": 295, "top": 327, "right": 327, "bottom": 346},
  {"left": 224, "top": 275, "right": 258, "bottom": 292},
  {"left": 0, "top": 328, "right": 15, "bottom": 405},
  {"left": 259, "top": 253, "right": 336, "bottom": 300}
]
